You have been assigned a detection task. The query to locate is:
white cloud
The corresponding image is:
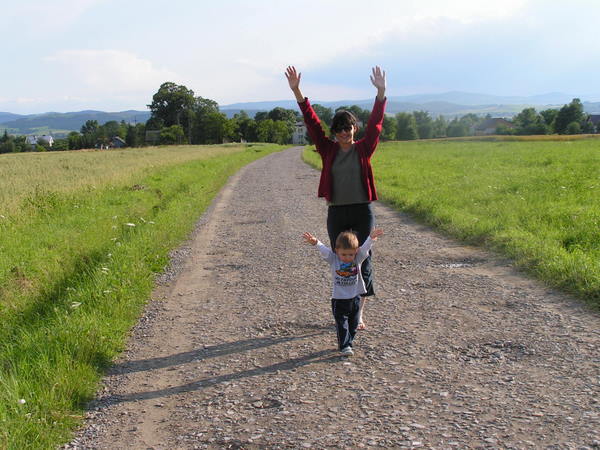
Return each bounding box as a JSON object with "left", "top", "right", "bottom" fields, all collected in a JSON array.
[{"left": 43, "top": 50, "right": 179, "bottom": 94}]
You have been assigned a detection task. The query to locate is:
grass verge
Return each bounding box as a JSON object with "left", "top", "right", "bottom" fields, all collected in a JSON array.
[
  {"left": 302, "top": 138, "right": 600, "bottom": 306},
  {"left": 0, "top": 143, "right": 283, "bottom": 449}
]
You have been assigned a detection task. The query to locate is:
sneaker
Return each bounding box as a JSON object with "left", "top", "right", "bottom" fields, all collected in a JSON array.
[{"left": 340, "top": 346, "right": 354, "bottom": 356}]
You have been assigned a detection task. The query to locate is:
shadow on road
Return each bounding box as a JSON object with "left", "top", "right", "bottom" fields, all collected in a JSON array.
[
  {"left": 109, "top": 331, "right": 329, "bottom": 376},
  {"left": 99, "top": 347, "right": 339, "bottom": 407}
]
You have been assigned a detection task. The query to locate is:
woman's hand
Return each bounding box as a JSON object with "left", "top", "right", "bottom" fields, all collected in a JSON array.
[
  {"left": 285, "top": 66, "right": 301, "bottom": 90},
  {"left": 370, "top": 66, "right": 386, "bottom": 101},
  {"left": 286, "top": 66, "right": 305, "bottom": 103}
]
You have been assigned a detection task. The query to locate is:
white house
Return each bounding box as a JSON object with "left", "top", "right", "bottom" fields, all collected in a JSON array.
[
  {"left": 25, "top": 135, "right": 54, "bottom": 149},
  {"left": 292, "top": 121, "right": 307, "bottom": 145}
]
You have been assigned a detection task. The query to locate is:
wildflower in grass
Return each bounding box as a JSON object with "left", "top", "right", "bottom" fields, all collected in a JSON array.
[{"left": 19, "top": 399, "right": 26, "bottom": 404}]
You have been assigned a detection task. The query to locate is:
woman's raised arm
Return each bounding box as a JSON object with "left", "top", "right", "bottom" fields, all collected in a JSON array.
[
  {"left": 285, "top": 66, "right": 305, "bottom": 103},
  {"left": 370, "top": 66, "right": 386, "bottom": 102}
]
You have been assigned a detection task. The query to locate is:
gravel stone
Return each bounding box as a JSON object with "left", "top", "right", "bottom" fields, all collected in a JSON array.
[{"left": 65, "top": 147, "right": 600, "bottom": 449}]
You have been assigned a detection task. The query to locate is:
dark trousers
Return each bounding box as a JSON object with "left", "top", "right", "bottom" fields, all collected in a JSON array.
[
  {"left": 327, "top": 203, "right": 375, "bottom": 296},
  {"left": 331, "top": 296, "right": 361, "bottom": 350}
]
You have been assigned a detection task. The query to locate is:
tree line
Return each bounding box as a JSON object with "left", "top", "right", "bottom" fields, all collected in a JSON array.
[{"left": 1, "top": 82, "right": 598, "bottom": 154}]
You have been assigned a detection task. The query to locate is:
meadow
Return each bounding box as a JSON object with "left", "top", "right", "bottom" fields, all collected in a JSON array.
[
  {"left": 303, "top": 138, "right": 600, "bottom": 305},
  {"left": 0, "top": 143, "right": 283, "bottom": 449}
]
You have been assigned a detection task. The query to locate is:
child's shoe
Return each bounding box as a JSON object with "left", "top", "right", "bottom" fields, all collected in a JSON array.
[{"left": 340, "top": 346, "right": 354, "bottom": 356}]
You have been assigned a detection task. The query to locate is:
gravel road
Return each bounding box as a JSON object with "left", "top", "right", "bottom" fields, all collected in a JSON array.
[{"left": 66, "top": 146, "right": 600, "bottom": 449}]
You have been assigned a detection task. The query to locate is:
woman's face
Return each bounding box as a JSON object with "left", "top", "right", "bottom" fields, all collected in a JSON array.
[{"left": 335, "top": 125, "right": 356, "bottom": 146}]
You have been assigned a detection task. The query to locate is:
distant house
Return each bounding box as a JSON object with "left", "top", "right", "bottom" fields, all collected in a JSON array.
[
  {"left": 475, "top": 118, "right": 514, "bottom": 135},
  {"left": 588, "top": 114, "right": 600, "bottom": 130},
  {"left": 110, "top": 136, "right": 126, "bottom": 148},
  {"left": 292, "top": 121, "right": 307, "bottom": 145},
  {"left": 25, "top": 134, "right": 54, "bottom": 149}
]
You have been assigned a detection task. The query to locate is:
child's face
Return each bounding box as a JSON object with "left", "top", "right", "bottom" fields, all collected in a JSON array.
[{"left": 336, "top": 247, "right": 358, "bottom": 263}]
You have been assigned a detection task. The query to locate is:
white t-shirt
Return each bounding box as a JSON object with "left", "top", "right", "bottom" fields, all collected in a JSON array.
[{"left": 316, "top": 236, "right": 373, "bottom": 299}]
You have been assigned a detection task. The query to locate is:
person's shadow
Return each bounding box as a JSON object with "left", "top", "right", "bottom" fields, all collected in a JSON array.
[{"left": 97, "top": 329, "right": 341, "bottom": 407}]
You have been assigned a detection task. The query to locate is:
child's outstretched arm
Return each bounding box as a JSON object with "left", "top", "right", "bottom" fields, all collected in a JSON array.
[
  {"left": 303, "top": 232, "right": 335, "bottom": 262},
  {"left": 357, "top": 228, "right": 384, "bottom": 262},
  {"left": 302, "top": 231, "right": 318, "bottom": 246},
  {"left": 370, "top": 228, "right": 384, "bottom": 241}
]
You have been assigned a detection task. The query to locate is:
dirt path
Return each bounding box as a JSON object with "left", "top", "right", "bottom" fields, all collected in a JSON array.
[{"left": 67, "top": 147, "right": 600, "bottom": 449}]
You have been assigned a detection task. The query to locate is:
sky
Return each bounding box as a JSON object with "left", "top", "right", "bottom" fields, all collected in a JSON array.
[{"left": 2, "top": 0, "right": 600, "bottom": 114}]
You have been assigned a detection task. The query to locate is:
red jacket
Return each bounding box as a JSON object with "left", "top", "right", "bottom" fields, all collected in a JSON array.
[{"left": 298, "top": 97, "right": 387, "bottom": 202}]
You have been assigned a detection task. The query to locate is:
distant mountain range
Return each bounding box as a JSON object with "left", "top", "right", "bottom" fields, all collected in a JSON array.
[
  {"left": 0, "top": 110, "right": 151, "bottom": 137},
  {"left": 2, "top": 91, "right": 600, "bottom": 136}
]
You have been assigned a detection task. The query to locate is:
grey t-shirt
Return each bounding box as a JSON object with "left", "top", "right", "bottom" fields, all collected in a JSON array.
[
  {"left": 329, "top": 145, "right": 369, "bottom": 206},
  {"left": 316, "top": 237, "right": 374, "bottom": 299}
]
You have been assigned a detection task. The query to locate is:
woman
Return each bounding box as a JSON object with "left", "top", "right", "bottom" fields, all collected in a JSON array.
[{"left": 286, "top": 65, "right": 387, "bottom": 329}]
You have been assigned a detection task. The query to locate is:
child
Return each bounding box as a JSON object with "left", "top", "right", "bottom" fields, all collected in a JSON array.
[{"left": 303, "top": 228, "right": 384, "bottom": 355}]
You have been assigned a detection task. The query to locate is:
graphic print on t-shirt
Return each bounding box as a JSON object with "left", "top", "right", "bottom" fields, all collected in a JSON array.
[{"left": 335, "top": 262, "right": 358, "bottom": 286}]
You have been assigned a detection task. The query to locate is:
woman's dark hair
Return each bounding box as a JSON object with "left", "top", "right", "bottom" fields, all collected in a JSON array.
[{"left": 330, "top": 110, "right": 358, "bottom": 134}]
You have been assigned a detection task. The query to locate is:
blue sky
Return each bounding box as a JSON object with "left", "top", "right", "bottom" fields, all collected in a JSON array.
[{"left": 3, "top": 0, "right": 600, "bottom": 113}]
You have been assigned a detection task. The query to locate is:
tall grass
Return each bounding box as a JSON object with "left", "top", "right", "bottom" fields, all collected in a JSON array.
[
  {"left": 0, "top": 143, "right": 284, "bottom": 449},
  {"left": 303, "top": 138, "right": 600, "bottom": 305}
]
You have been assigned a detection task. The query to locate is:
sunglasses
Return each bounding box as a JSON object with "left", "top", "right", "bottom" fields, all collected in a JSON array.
[{"left": 334, "top": 126, "right": 353, "bottom": 133}]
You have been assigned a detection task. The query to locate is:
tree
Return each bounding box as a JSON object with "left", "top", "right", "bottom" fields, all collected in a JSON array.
[
  {"left": 126, "top": 124, "right": 139, "bottom": 147},
  {"left": 234, "top": 111, "right": 258, "bottom": 142},
  {"left": 540, "top": 108, "right": 559, "bottom": 131},
  {"left": 51, "top": 139, "right": 69, "bottom": 151},
  {"left": 413, "top": 110, "right": 434, "bottom": 139},
  {"left": 80, "top": 120, "right": 99, "bottom": 148},
  {"left": 256, "top": 119, "right": 291, "bottom": 144},
  {"left": 148, "top": 82, "right": 196, "bottom": 141},
  {"left": 254, "top": 111, "right": 269, "bottom": 121},
  {"left": 395, "top": 112, "right": 418, "bottom": 140},
  {"left": 0, "top": 139, "right": 15, "bottom": 154},
  {"left": 311, "top": 104, "right": 333, "bottom": 125},
  {"left": 199, "top": 111, "right": 230, "bottom": 144},
  {"left": 190, "top": 96, "right": 220, "bottom": 144},
  {"left": 566, "top": 121, "right": 581, "bottom": 135},
  {"left": 446, "top": 118, "right": 469, "bottom": 137},
  {"left": 554, "top": 98, "right": 585, "bottom": 134},
  {"left": 67, "top": 131, "right": 82, "bottom": 150},
  {"left": 513, "top": 107, "right": 548, "bottom": 135},
  {"left": 159, "top": 125, "right": 185, "bottom": 145},
  {"left": 268, "top": 107, "right": 298, "bottom": 124},
  {"left": 433, "top": 115, "right": 448, "bottom": 138},
  {"left": 381, "top": 115, "right": 397, "bottom": 141}
]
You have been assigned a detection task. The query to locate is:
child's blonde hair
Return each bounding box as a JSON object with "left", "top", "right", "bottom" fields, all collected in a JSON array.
[{"left": 335, "top": 231, "right": 359, "bottom": 250}]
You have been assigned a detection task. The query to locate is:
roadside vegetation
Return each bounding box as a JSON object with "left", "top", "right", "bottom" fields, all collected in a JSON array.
[
  {"left": 303, "top": 137, "right": 600, "bottom": 306},
  {"left": 0, "top": 143, "right": 283, "bottom": 449}
]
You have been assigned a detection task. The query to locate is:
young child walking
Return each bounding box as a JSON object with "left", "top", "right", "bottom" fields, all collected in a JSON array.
[{"left": 303, "top": 228, "right": 383, "bottom": 355}]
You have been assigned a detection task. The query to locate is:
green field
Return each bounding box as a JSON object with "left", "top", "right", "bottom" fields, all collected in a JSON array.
[
  {"left": 303, "top": 138, "right": 600, "bottom": 305},
  {"left": 0, "top": 143, "right": 283, "bottom": 449}
]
